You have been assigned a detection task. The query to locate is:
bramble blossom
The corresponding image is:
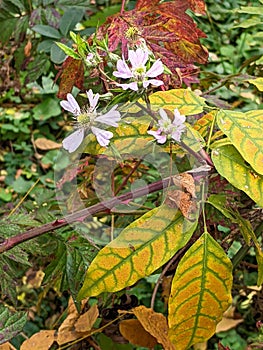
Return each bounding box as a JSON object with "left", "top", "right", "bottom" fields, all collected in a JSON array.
[
  {"left": 147, "top": 108, "right": 186, "bottom": 144},
  {"left": 60, "top": 90, "right": 121, "bottom": 152},
  {"left": 113, "top": 48, "right": 164, "bottom": 91}
]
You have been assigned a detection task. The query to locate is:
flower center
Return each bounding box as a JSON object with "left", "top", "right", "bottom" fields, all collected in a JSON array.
[{"left": 77, "top": 111, "right": 97, "bottom": 126}]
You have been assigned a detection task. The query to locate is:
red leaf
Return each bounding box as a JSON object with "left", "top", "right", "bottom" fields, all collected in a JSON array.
[
  {"left": 57, "top": 57, "right": 84, "bottom": 99},
  {"left": 98, "top": 0, "right": 208, "bottom": 87}
]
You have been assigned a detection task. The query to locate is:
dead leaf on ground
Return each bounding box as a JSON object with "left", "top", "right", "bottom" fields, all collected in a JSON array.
[
  {"left": 119, "top": 319, "right": 158, "bottom": 348},
  {"left": 133, "top": 306, "right": 175, "bottom": 350},
  {"left": 75, "top": 304, "right": 99, "bottom": 332},
  {"left": 20, "top": 330, "right": 55, "bottom": 350},
  {"left": 34, "top": 138, "right": 61, "bottom": 150},
  {"left": 0, "top": 343, "right": 15, "bottom": 350}
]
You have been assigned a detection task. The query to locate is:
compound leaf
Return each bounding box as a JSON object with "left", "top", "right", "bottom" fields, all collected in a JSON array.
[
  {"left": 78, "top": 206, "right": 197, "bottom": 299},
  {"left": 168, "top": 232, "right": 232, "bottom": 349}
]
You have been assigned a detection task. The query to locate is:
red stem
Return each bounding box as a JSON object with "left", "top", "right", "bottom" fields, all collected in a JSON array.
[{"left": 120, "top": 0, "right": 126, "bottom": 14}]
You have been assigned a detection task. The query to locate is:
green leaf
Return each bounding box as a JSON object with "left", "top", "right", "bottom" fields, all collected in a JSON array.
[
  {"left": 149, "top": 89, "right": 206, "bottom": 115},
  {"left": 216, "top": 109, "right": 263, "bottom": 175},
  {"left": 51, "top": 42, "right": 67, "bottom": 64},
  {"left": 59, "top": 8, "right": 85, "bottom": 36},
  {"left": 32, "top": 97, "right": 61, "bottom": 121},
  {"left": 83, "top": 5, "right": 121, "bottom": 27},
  {"left": 32, "top": 24, "right": 61, "bottom": 39},
  {"left": 234, "top": 17, "right": 262, "bottom": 28},
  {"left": 168, "top": 232, "right": 232, "bottom": 349},
  {"left": 237, "top": 6, "right": 263, "bottom": 15},
  {"left": 55, "top": 42, "right": 81, "bottom": 60},
  {"left": 0, "top": 305, "right": 27, "bottom": 345},
  {"left": 212, "top": 145, "right": 263, "bottom": 207},
  {"left": 78, "top": 206, "right": 197, "bottom": 299}
]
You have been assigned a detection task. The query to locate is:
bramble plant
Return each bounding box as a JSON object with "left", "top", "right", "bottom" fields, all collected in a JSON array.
[{"left": 0, "top": 0, "right": 263, "bottom": 349}]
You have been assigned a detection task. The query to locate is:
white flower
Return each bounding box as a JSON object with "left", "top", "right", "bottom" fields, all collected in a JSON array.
[
  {"left": 147, "top": 108, "right": 186, "bottom": 144},
  {"left": 113, "top": 48, "right": 164, "bottom": 91},
  {"left": 60, "top": 90, "right": 121, "bottom": 152}
]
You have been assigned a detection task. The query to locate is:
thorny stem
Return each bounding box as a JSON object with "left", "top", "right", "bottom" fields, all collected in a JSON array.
[
  {"left": 0, "top": 176, "right": 177, "bottom": 253},
  {"left": 0, "top": 168, "right": 209, "bottom": 254}
]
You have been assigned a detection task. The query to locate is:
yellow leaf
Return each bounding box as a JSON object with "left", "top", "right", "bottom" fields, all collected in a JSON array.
[
  {"left": 133, "top": 306, "right": 175, "bottom": 350},
  {"left": 193, "top": 111, "right": 216, "bottom": 138},
  {"left": 20, "top": 330, "right": 55, "bottom": 350},
  {"left": 247, "top": 77, "right": 263, "bottom": 91},
  {"left": 168, "top": 232, "right": 232, "bottom": 349},
  {"left": 212, "top": 144, "right": 263, "bottom": 207},
  {"left": 75, "top": 304, "right": 99, "bottom": 332},
  {"left": 78, "top": 206, "right": 197, "bottom": 299},
  {"left": 149, "top": 89, "right": 206, "bottom": 115},
  {"left": 217, "top": 109, "right": 263, "bottom": 175},
  {"left": 34, "top": 137, "right": 61, "bottom": 150},
  {"left": 119, "top": 319, "right": 158, "bottom": 348}
]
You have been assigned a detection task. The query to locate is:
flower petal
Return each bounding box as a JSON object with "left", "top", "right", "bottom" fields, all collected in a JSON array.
[
  {"left": 86, "top": 89, "right": 99, "bottom": 111},
  {"left": 129, "top": 48, "right": 148, "bottom": 68},
  {"left": 143, "top": 79, "right": 163, "bottom": 89},
  {"left": 60, "top": 94, "right": 81, "bottom": 115},
  {"left": 146, "top": 59, "right": 164, "bottom": 78},
  {"left": 147, "top": 129, "right": 167, "bottom": 144},
  {"left": 117, "top": 82, "right": 138, "bottom": 91},
  {"left": 62, "top": 128, "right": 84, "bottom": 153},
  {"left": 113, "top": 59, "right": 133, "bottom": 79},
  {"left": 159, "top": 108, "right": 170, "bottom": 122},
  {"left": 95, "top": 105, "right": 121, "bottom": 127},
  {"left": 91, "top": 126, "right": 113, "bottom": 147},
  {"left": 172, "top": 109, "right": 186, "bottom": 125}
]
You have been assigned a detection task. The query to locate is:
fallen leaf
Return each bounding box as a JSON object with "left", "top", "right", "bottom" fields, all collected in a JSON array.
[
  {"left": 133, "top": 306, "right": 175, "bottom": 350},
  {"left": 216, "top": 317, "right": 243, "bottom": 333},
  {"left": 20, "top": 330, "right": 55, "bottom": 350},
  {"left": 34, "top": 138, "right": 61, "bottom": 150},
  {"left": 0, "top": 343, "right": 14, "bottom": 350},
  {"left": 119, "top": 319, "right": 157, "bottom": 348},
  {"left": 75, "top": 304, "right": 99, "bottom": 332}
]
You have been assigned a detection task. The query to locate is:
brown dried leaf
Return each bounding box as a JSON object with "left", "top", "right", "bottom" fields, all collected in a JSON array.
[
  {"left": 216, "top": 317, "right": 243, "bottom": 333},
  {"left": 119, "top": 319, "right": 158, "bottom": 348},
  {"left": 133, "top": 306, "right": 175, "bottom": 350},
  {"left": 75, "top": 304, "right": 99, "bottom": 332},
  {"left": 173, "top": 173, "right": 196, "bottom": 198},
  {"left": 0, "top": 343, "right": 14, "bottom": 350},
  {"left": 20, "top": 330, "right": 55, "bottom": 350},
  {"left": 165, "top": 189, "right": 197, "bottom": 219},
  {"left": 34, "top": 138, "right": 61, "bottom": 150}
]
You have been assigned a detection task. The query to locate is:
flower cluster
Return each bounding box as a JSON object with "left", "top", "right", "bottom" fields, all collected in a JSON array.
[
  {"left": 113, "top": 48, "right": 164, "bottom": 91},
  {"left": 61, "top": 90, "right": 121, "bottom": 152},
  {"left": 148, "top": 108, "right": 186, "bottom": 144}
]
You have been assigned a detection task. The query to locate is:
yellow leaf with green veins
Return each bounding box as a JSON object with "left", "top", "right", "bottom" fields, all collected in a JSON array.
[
  {"left": 149, "top": 89, "right": 206, "bottom": 115},
  {"left": 216, "top": 109, "right": 263, "bottom": 175},
  {"left": 168, "top": 232, "right": 232, "bottom": 349},
  {"left": 212, "top": 144, "right": 263, "bottom": 207},
  {"left": 77, "top": 206, "right": 197, "bottom": 299},
  {"left": 247, "top": 77, "right": 263, "bottom": 91}
]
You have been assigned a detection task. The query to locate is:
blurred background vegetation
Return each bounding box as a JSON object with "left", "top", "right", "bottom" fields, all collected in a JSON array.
[{"left": 0, "top": 0, "right": 262, "bottom": 349}]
